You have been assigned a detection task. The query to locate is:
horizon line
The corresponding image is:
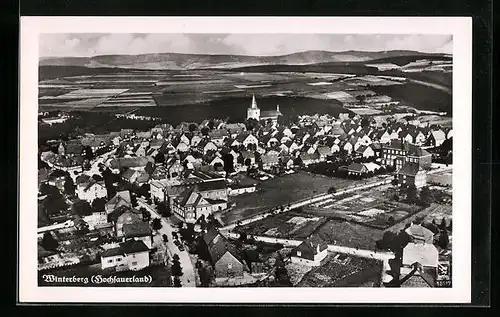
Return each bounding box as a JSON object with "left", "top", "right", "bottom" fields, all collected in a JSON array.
[{"left": 39, "top": 49, "right": 452, "bottom": 60}]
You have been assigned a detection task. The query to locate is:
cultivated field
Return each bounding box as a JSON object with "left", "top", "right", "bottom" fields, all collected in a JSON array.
[
  {"left": 316, "top": 219, "right": 384, "bottom": 250},
  {"left": 222, "top": 171, "right": 366, "bottom": 224},
  {"left": 240, "top": 212, "right": 327, "bottom": 240}
]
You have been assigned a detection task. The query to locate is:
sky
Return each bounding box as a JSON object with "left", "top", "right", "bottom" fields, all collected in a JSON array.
[{"left": 39, "top": 34, "right": 453, "bottom": 57}]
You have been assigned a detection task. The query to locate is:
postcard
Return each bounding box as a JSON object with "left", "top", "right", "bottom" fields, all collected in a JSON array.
[{"left": 19, "top": 16, "right": 471, "bottom": 303}]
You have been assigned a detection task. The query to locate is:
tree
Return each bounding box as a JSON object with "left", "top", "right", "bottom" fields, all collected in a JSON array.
[
  {"left": 141, "top": 208, "right": 151, "bottom": 222},
  {"left": 171, "top": 254, "right": 183, "bottom": 277},
  {"left": 72, "top": 200, "right": 93, "bottom": 216},
  {"left": 405, "top": 185, "right": 418, "bottom": 204},
  {"left": 437, "top": 229, "right": 450, "bottom": 249},
  {"left": 82, "top": 146, "right": 93, "bottom": 160},
  {"left": 91, "top": 197, "right": 107, "bottom": 212},
  {"left": 63, "top": 176, "right": 75, "bottom": 196},
  {"left": 327, "top": 186, "right": 337, "bottom": 194},
  {"left": 201, "top": 126, "right": 210, "bottom": 136},
  {"left": 157, "top": 201, "right": 171, "bottom": 217},
  {"left": 145, "top": 162, "right": 155, "bottom": 176},
  {"left": 152, "top": 218, "right": 163, "bottom": 231},
  {"left": 222, "top": 154, "right": 235, "bottom": 174},
  {"left": 439, "top": 218, "right": 448, "bottom": 230},
  {"left": 130, "top": 193, "right": 138, "bottom": 207},
  {"left": 173, "top": 276, "right": 182, "bottom": 287},
  {"left": 41, "top": 232, "right": 58, "bottom": 251},
  {"left": 419, "top": 186, "right": 432, "bottom": 205},
  {"left": 188, "top": 123, "right": 198, "bottom": 132}
]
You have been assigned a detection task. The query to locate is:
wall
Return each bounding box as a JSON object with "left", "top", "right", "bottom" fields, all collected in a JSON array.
[
  {"left": 214, "top": 252, "right": 244, "bottom": 278},
  {"left": 125, "top": 251, "right": 150, "bottom": 271},
  {"left": 101, "top": 254, "right": 125, "bottom": 270}
]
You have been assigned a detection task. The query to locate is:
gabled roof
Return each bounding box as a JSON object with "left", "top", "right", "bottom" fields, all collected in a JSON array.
[
  {"left": 123, "top": 222, "right": 152, "bottom": 238},
  {"left": 101, "top": 239, "right": 150, "bottom": 258},
  {"left": 405, "top": 224, "right": 434, "bottom": 244},
  {"left": 295, "top": 235, "right": 328, "bottom": 255},
  {"left": 203, "top": 226, "right": 222, "bottom": 246},
  {"left": 346, "top": 162, "right": 366, "bottom": 173},
  {"left": 207, "top": 234, "right": 244, "bottom": 264},
  {"left": 398, "top": 162, "right": 422, "bottom": 176}
]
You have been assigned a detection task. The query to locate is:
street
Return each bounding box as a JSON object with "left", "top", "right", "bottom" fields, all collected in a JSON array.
[{"left": 137, "top": 199, "right": 196, "bottom": 288}]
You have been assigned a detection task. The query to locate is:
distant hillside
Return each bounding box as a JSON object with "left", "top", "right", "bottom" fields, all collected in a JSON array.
[
  {"left": 39, "top": 50, "right": 442, "bottom": 70},
  {"left": 39, "top": 65, "right": 135, "bottom": 81},
  {"left": 362, "top": 54, "right": 452, "bottom": 66}
]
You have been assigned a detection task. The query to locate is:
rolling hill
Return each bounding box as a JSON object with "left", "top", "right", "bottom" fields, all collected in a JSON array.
[{"left": 39, "top": 50, "right": 446, "bottom": 70}]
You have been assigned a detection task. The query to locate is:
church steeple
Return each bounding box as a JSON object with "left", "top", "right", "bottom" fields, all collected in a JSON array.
[
  {"left": 251, "top": 94, "right": 258, "bottom": 109},
  {"left": 276, "top": 104, "right": 280, "bottom": 112}
]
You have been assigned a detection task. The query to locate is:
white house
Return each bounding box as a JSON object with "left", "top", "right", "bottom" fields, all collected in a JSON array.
[
  {"left": 77, "top": 181, "right": 107, "bottom": 203},
  {"left": 290, "top": 236, "right": 328, "bottom": 266},
  {"left": 100, "top": 239, "right": 150, "bottom": 271}
]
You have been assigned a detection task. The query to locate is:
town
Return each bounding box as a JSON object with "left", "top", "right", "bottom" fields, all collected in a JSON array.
[{"left": 38, "top": 94, "right": 453, "bottom": 288}]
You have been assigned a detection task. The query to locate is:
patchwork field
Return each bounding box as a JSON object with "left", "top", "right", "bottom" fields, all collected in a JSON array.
[
  {"left": 240, "top": 212, "right": 327, "bottom": 240},
  {"left": 316, "top": 219, "right": 384, "bottom": 250},
  {"left": 38, "top": 65, "right": 451, "bottom": 122},
  {"left": 222, "top": 171, "right": 367, "bottom": 225}
]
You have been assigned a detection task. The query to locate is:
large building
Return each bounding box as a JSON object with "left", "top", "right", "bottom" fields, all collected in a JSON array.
[
  {"left": 246, "top": 94, "right": 282, "bottom": 124},
  {"left": 381, "top": 140, "right": 432, "bottom": 171}
]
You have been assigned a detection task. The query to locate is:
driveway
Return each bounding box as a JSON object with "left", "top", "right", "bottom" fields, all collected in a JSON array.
[{"left": 137, "top": 199, "right": 196, "bottom": 288}]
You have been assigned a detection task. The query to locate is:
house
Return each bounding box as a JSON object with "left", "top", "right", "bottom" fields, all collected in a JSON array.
[
  {"left": 75, "top": 175, "right": 107, "bottom": 202},
  {"left": 400, "top": 224, "right": 439, "bottom": 287},
  {"left": 165, "top": 159, "right": 184, "bottom": 179},
  {"left": 149, "top": 139, "right": 164, "bottom": 149},
  {"left": 345, "top": 162, "right": 368, "bottom": 176},
  {"left": 172, "top": 177, "right": 228, "bottom": 223},
  {"left": 190, "top": 134, "right": 202, "bottom": 147},
  {"left": 83, "top": 211, "right": 108, "bottom": 231},
  {"left": 204, "top": 229, "right": 245, "bottom": 280},
  {"left": 244, "top": 249, "right": 266, "bottom": 274},
  {"left": 299, "top": 152, "right": 320, "bottom": 166},
  {"left": 197, "top": 139, "right": 218, "bottom": 154},
  {"left": 208, "top": 129, "right": 229, "bottom": 146},
  {"left": 228, "top": 183, "right": 257, "bottom": 196},
  {"left": 317, "top": 146, "right": 331, "bottom": 161},
  {"left": 290, "top": 235, "right": 328, "bottom": 266},
  {"left": 355, "top": 145, "right": 375, "bottom": 158},
  {"left": 105, "top": 190, "right": 132, "bottom": 215},
  {"left": 426, "top": 129, "right": 447, "bottom": 147},
  {"left": 150, "top": 165, "right": 168, "bottom": 180},
  {"left": 150, "top": 180, "right": 168, "bottom": 203},
  {"left": 240, "top": 150, "right": 256, "bottom": 166},
  {"left": 261, "top": 151, "right": 280, "bottom": 170},
  {"left": 47, "top": 169, "right": 67, "bottom": 191},
  {"left": 397, "top": 162, "right": 427, "bottom": 188},
  {"left": 58, "top": 140, "right": 84, "bottom": 157},
  {"left": 109, "top": 157, "right": 155, "bottom": 171},
  {"left": 381, "top": 140, "right": 432, "bottom": 171},
  {"left": 237, "top": 133, "right": 259, "bottom": 149},
  {"left": 121, "top": 169, "right": 140, "bottom": 184},
  {"left": 115, "top": 210, "right": 142, "bottom": 238},
  {"left": 122, "top": 222, "right": 153, "bottom": 249},
  {"left": 100, "top": 239, "right": 150, "bottom": 271}
]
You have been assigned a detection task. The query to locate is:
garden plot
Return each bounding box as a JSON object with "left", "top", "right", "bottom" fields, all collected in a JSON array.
[
  {"left": 263, "top": 216, "right": 323, "bottom": 238},
  {"left": 357, "top": 208, "right": 387, "bottom": 217}
]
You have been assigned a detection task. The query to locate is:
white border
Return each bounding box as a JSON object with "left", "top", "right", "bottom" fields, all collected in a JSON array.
[{"left": 19, "top": 16, "right": 472, "bottom": 303}]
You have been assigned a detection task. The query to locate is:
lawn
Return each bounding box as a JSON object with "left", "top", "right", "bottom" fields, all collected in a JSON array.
[
  {"left": 316, "top": 219, "right": 384, "bottom": 250},
  {"left": 222, "top": 171, "right": 353, "bottom": 224}
]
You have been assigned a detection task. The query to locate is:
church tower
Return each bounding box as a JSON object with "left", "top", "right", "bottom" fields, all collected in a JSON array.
[{"left": 247, "top": 94, "right": 260, "bottom": 120}]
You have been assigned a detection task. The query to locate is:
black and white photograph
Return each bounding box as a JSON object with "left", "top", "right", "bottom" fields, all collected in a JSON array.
[{"left": 19, "top": 17, "right": 472, "bottom": 303}]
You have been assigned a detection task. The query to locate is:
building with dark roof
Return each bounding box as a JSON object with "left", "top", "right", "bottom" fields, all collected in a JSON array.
[
  {"left": 202, "top": 229, "right": 246, "bottom": 279},
  {"left": 397, "top": 162, "right": 427, "bottom": 188},
  {"left": 291, "top": 235, "right": 328, "bottom": 266}
]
